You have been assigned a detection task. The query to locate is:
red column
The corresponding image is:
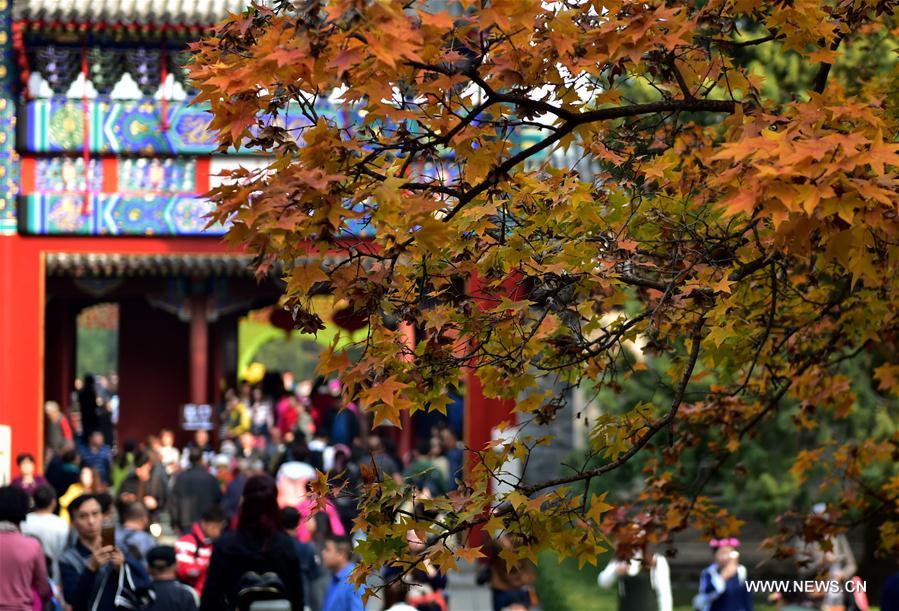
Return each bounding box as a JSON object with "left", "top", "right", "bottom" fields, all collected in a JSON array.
[
  {"left": 190, "top": 294, "right": 208, "bottom": 405},
  {"left": 398, "top": 322, "right": 415, "bottom": 461},
  {"left": 463, "top": 274, "right": 517, "bottom": 468},
  {"left": 0, "top": 237, "right": 43, "bottom": 472}
]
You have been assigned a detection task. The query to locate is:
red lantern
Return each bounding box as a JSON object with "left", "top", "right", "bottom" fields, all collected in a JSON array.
[
  {"left": 332, "top": 305, "right": 368, "bottom": 332},
  {"left": 269, "top": 307, "right": 295, "bottom": 334}
]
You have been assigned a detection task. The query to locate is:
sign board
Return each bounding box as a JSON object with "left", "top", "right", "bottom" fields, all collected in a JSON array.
[{"left": 181, "top": 404, "right": 214, "bottom": 431}]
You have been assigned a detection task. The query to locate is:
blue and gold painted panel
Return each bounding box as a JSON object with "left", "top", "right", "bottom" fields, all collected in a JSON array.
[
  {"left": 19, "top": 98, "right": 361, "bottom": 155},
  {"left": 19, "top": 193, "right": 225, "bottom": 236}
]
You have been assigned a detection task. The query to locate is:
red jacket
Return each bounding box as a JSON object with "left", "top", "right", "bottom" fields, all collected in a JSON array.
[{"left": 175, "top": 523, "right": 214, "bottom": 595}]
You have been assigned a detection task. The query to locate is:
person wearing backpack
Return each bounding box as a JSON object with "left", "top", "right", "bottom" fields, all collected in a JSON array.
[
  {"left": 199, "top": 475, "right": 303, "bottom": 611},
  {"left": 116, "top": 502, "right": 157, "bottom": 566}
]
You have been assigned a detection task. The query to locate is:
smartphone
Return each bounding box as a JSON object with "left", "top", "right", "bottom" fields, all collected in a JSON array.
[{"left": 101, "top": 524, "right": 116, "bottom": 548}]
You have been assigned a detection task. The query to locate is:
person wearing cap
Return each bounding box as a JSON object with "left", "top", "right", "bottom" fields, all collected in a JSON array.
[
  {"left": 694, "top": 538, "right": 753, "bottom": 611},
  {"left": 145, "top": 546, "right": 199, "bottom": 611}
]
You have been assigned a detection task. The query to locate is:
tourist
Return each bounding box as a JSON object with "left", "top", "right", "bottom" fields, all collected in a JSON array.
[
  {"left": 59, "top": 494, "right": 153, "bottom": 611},
  {"left": 200, "top": 474, "right": 303, "bottom": 610},
  {"left": 170, "top": 447, "right": 223, "bottom": 533},
  {"left": 401, "top": 529, "right": 448, "bottom": 611},
  {"left": 158, "top": 429, "right": 181, "bottom": 476},
  {"left": 695, "top": 538, "right": 752, "bottom": 611},
  {"left": 111, "top": 439, "right": 137, "bottom": 491},
  {"left": 236, "top": 430, "right": 264, "bottom": 463},
  {"left": 250, "top": 385, "right": 274, "bottom": 438},
  {"left": 598, "top": 543, "right": 672, "bottom": 611},
  {"left": 276, "top": 394, "right": 300, "bottom": 438},
  {"left": 116, "top": 502, "right": 158, "bottom": 564},
  {"left": 180, "top": 429, "right": 215, "bottom": 470},
  {"left": 22, "top": 484, "right": 69, "bottom": 582},
  {"left": 0, "top": 485, "right": 52, "bottom": 610},
  {"left": 221, "top": 458, "right": 251, "bottom": 524},
  {"left": 78, "top": 430, "right": 112, "bottom": 485},
  {"left": 45, "top": 400, "right": 74, "bottom": 457},
  {"left": 882, "top": 569, "right": 899, "bottom": 611},
  {"left": 117, "top": 452, "right": 167, "bottom": 515},
  {"left": 485, "top": 533, "right": 537, "bottom": 611},
  {"left": 330, "top": 444, "right": 363, "bottom": 533},
  {"left": 366, "top": 432, "right": 401, "bottom": 479},
  {"left": 276, "top": 441, "right": 317, "bottom": 508},
  {"left": 803, "top": 505, "right": 859, "bottom": 611},
  {"left": 146, "top": 546, "right": 199, "bottom": 611},
  {"left": 321, "top": 535, "right": 365, "bottom": 611},
  {"left": 11, "top": 452, "right": 50, "bottom": 497},
  {"left": 175, "top": 505, "right": 226, "bottom": 597},
  {"left": 224, "top": 393, "right": 251, "bottom": 439},
  {"left": 330, "top": 399, "right": 359, "bottom": 447},
  {"left": 382, "top": 580, "right": 418, "bottom": 611},
  {"left": 281, "top": 506, "right": 322, "bottom": 611},
  {"left": 428, "top": 435, "right": 451, "bottom": 485},
  {"left": 403, "top": 437, "right": 449, "bottom": 496},
  {"left": 45, "top": 444, "right": 81, "bottom": 504},
  {"left": 59, "top": 466, "right": 104, "bottom": 523},
  {"left": 96, "top": 380, "right": 115, "bottom": 448},
  {"left": 438, "top": 427, "right": 464, "bottom": 489},
  {"left": 77, "top": 375, "right": 100, "bottom": 442}
]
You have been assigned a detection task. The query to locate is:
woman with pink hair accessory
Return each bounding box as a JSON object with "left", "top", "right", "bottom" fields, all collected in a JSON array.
[{"left": 694, "top": 538, "right": 753, "bottom": 611}]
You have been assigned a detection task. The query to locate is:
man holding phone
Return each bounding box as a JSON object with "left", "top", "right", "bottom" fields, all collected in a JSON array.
[{"left": 59, "top": 494, "right": 154, "bottom": 611}]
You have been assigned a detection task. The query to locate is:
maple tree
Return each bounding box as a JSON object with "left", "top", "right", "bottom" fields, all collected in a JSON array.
[{"left": 191, "top": 0, "right": 899, "bottom": 586}]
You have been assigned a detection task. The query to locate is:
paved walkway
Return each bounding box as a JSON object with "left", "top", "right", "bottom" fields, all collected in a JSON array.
[
  {"left": 364, "top": 561, "right": 493, "bottom": 611},
  {"left": 445, "top": 562, "right": 492, "bottom": 610}
]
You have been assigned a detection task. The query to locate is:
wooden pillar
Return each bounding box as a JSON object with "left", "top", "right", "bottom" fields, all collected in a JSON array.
[{"left": 189, "top": 294, "right": 208, "bottom": 405}]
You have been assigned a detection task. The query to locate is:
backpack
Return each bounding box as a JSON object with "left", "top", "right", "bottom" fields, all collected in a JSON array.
[{"left": 236, "top": 571, "right": 291, "bottom": 611}]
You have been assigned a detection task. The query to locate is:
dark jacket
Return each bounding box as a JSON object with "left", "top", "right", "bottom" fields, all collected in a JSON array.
[
  {"left": 199, "top": 529, "right": 303, "bottom": 611},
  {"left": 882, "top": 572, "right": 899, "bottom": 611},
  {"left": 170, "top": 467, "right": 223, "bottom": 532},
  {"left": 59, "top": 540, "right": 153, "bottom": 611},
  {"left": 118, "top": 468, "right": 168, "bottom": 513},
  {"left": 291, "top": 538, "right": 320, "bottom": 610},
  {"left": 221, "top": 474, "right": 246, "bottom": 523},
  {"left": 46, "top": 456, "right": 80, "bottom": 501},
  {"left": 148, "top": 579, "right": 198, "bottom": 611}
]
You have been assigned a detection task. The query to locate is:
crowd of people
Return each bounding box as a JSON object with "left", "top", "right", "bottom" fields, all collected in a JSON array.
[
  {"left": 0, "top": 373, "right": 536, "bottom": 611},
  {"left": 4, "top": 371, "right": 895, "bottom": 611}
]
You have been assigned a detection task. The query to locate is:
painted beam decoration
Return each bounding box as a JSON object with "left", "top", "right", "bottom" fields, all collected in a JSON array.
[
  {"left": 19, "top": 98, "right": 364, "bottom": 155},
  {"left": 18, "top": 193, "right": 222, "bottom": 236},
  {"left": 0, "top": 0, "right": 17, "bottom": 235},
  {"left": 18, "top": 156, "right": 216, "bottom": 236}
]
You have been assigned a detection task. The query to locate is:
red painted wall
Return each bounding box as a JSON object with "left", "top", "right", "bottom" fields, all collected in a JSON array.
[{"left": 0, "top": 234, "right": 236, "bottom": 473}]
